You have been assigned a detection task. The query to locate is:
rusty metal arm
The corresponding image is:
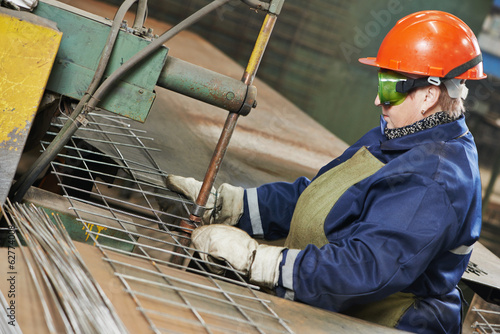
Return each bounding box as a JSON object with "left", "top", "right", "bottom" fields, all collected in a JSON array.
[
  {"left": 191, "top": 0, "right": 286, "bottom": 220},
  {"left": 195, "top": 13, "right": 279, "bottom": 218},
  {"left": 170, "top": 6, "right": 281, "bottom": 265}
]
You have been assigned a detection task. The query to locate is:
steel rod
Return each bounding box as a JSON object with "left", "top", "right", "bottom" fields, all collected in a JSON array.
[{"left": 171, "top": 12, "right": 279, "bottom": 265}]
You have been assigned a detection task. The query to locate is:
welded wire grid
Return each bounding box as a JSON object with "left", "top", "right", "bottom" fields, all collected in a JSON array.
[
  {"left": 471, "top": 307, "right": 500, "bottom": 333},
  {"left": 37, "top": 107, "right": 294, "bottom": 334}
]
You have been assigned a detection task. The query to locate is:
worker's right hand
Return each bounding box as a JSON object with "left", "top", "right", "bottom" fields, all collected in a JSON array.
[
  {"left": 192, "top": 225, "right": 285, "bottom": 289},
  {"left": 166, "top": 174, "right": 244, "bottom": 225}
]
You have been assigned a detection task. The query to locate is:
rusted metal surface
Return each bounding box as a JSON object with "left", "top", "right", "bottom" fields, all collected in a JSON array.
[{"left": 193, "top": 12, "right": 278, "bottom": 218}]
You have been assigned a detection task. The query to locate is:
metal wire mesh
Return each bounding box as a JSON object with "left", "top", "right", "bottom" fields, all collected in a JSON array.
[{"left": 33, "top": 106, "right": 294, "bottom": 333}]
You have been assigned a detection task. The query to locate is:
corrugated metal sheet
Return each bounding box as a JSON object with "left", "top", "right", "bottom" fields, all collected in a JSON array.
[{"left": 144, "top": 0, "right": 351, "bottom": 116}]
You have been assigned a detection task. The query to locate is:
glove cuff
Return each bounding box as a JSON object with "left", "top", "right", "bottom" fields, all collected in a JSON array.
[{"left": 250, "top": 244, "right": 285, "bottom": 289}]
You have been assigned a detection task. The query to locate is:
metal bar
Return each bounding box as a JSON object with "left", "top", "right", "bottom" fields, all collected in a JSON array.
[
  {"left": 67, "top": 194, "right": 189, "bottom": 232},
  {"left": 474, "top": 310, "right": 498, "bottom": 333},
  {"left": 44, "top": 134, "right": 162, "bottom": 151},
  {"left": 47, "top": 126, "right": 154, "bottom": 141},
  {"left": 70, "top": 201, "right": 190, "bottom": 233},
  {"left": 240, "top": 0, "right": 270, "bottom": 11},
  {"left": 198, "top": 12, "right": 277, "bottom": 216},
  {"left": 2, "top": 202, "right": 54, "bottom": 334},
  {"left": 171, "top": 11, "right": 278, "bottom": 264},
  {"left": 115, "top": 271, "right": 266, "bottom": 306},
  {"left": 52, "top": 170, "right": 173, "bottom": 198},
  {"left": 132, "top": 0, "right": 148, "bottom": 30},
  {"left": 50, "top": 156, "right": 166, "bottom": 179},
  {"left": 0, "top": 289, "right": 24, "bottom": 334},
  {"left": 472, "top": 308, "right": 500, "bottom": 315}
]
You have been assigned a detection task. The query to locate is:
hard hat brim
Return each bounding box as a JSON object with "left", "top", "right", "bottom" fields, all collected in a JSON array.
[{"left": 358, "top": 57, "right": 379, "bottom": 67}]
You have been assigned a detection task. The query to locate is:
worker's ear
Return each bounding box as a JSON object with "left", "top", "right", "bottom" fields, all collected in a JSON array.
[{"left": 421, "top": 85, "right": 441, "bottom": 111}]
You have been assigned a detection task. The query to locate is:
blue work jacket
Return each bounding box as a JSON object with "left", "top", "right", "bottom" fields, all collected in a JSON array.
[{"left": 237, "top": 116, "right": 482, "bottom": 333}]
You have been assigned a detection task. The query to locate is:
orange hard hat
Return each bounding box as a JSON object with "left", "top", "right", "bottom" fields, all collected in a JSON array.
[{"left": 359, "top": 10, "right": 486, "bottom": 80}]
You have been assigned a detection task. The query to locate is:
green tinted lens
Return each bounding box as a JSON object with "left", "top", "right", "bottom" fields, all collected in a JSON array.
[{"left": 378, "top": 70, "right": 408, "bottom": 106}]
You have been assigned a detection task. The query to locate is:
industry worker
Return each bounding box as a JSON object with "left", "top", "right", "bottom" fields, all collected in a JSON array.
[{"left": 166, "top": 10, "right": 484, "bottom": 333}]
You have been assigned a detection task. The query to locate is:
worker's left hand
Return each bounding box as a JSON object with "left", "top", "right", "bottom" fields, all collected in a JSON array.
[
  {"left": 192, "top": 225, "right": 285, "bottom": 289},
  {"left": 166, "top": 175, "right": 244, "bottom": 225}
]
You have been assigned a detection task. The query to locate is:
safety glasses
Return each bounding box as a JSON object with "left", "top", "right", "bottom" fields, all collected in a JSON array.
[{"left": 378, "top": 69, "right": 409, "bottom": 106}]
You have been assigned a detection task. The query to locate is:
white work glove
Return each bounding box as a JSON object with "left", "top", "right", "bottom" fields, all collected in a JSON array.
[
  {"left": 1, "top": 0, "right": 38, "bottom": 10},
  {"left": 192, "top": 225, "right": 285, "bottom": 289},
  {"left": 166, "top": 174, "right": 244, "bottom": 225}
]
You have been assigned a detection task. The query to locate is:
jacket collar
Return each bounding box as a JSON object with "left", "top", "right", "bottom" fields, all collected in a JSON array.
[{"left": 380, "top": 115, "right": 469, "bottom": 152}]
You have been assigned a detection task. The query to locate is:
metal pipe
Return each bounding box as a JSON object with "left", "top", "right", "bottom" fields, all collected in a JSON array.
[
  {"left": 132, "top": 0, "right": 148, "bottom": 30},
  {"left": 157, "top": 56, "right": 254, "bottom": 113},
  {"left": 88, "top": 0, "right": 140, "bottom": 100},
  {"left": 241, "top": 14, "right": 277, "bottom": 85}
]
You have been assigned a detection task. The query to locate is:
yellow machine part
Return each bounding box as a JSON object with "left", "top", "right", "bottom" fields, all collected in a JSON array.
[
  {"left": 0, "top": 11, "right": 62, "bottom": 148},
  {"left": 0, "top": 9, "right": 62, "bottom": 205}
]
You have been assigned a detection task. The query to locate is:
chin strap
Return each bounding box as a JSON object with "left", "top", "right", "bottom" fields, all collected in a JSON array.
[
  {"left": 396, "top": 77, "right": 433, "bottom": 94},
  {"left": 396, "top": 77, "right": 468, "bottom": 99},
  {"left": 395, "top": 54, "right": 481, "bottom": 100},
  {"left": 443, "top": 53, "right": 482, "bottom": 80}
]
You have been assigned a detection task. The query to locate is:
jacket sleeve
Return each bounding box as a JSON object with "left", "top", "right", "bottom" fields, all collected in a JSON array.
[
  {"left": 237, "top": 177, "right": 311, "bottom": 240},
  {"left": 235, "top": 133, "right": 372, "bottom": 240},
  {"left": 275, "top": 173, "right": 463, "bottom": 312}
]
